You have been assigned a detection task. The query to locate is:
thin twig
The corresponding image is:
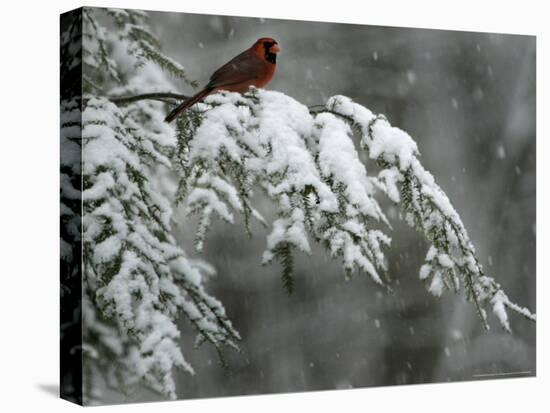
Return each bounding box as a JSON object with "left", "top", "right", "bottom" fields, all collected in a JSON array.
[{"left": 109, "top": 92, "right": 190, "bottom": 105}]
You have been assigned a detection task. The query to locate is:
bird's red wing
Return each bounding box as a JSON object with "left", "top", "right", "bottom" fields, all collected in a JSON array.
[{"left": 208, "top": 49, "right": 262, "bottom": 89}]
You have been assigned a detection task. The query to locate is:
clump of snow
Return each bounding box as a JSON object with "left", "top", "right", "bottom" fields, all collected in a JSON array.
[
  {"left": 93, "top": 235, "right": 122, "bottom": 264},
  {"left": 438, "top": 253, "right": 454, "bottom": 268},
  {"left": 255, "top": 89, "right": 338, "bottom": 212},
  {"left": 419, "top": 264, "right": 431, "bottom": 280},
  {"left": 491, "top": 292, "right": 510, "bottom": 332},
  {"left": 189, "top": 99, "right": 248, "bottom": 163},
  {"left": 186, "top": 187, "right": 234, "bottom": 223},
  {"left": 429, "top": 272, "right": 444, "bottom": 297},
  {"left": 326, "top": 95, "right": 418, "bottom": 171},
  {"left": 369, "top": 120, "right": 419, "bottom": 171},
  {"left": 264, "top": 208, "right": 311, "bottom": 257},
  {"left": 315, "top": 112, "right": 382, "bottom": 220},
  {"left": 326, "top": 95, "right": 375, "bottom": 126},
  {"left": 375, "top": 167, "right": 403, "bottom": 203}
]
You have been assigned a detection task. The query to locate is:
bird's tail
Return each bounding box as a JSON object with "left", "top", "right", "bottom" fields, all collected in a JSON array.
[{"left": 164, "top": 87, "right": 214, "bottom": 123}]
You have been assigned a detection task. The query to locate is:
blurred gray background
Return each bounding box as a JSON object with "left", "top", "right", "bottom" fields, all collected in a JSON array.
[{"left": 137, "top": 10, "right": 535, "bottom": 402}]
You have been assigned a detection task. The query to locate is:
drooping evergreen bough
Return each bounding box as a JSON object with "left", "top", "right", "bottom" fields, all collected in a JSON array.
[{"left": 60, "top": 7, "right": 535, "bottom": 402}]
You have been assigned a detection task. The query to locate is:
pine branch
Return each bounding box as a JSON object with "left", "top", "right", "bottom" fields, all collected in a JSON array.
[
  {"left": 173, "top": 90, "right": 535, "bottom": 334},
  {"left": 274, "top": 243, "right": 295, "bottom": 294}
]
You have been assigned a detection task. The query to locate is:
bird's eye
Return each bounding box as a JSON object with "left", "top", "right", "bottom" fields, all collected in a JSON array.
[{"left": 263, "top": 41, "right": 274, "bottom": 49}]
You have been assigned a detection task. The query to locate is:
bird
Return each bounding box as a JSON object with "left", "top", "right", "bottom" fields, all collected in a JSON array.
[{"left": 164, "top": 37, "right": 280, "bottom": 123}]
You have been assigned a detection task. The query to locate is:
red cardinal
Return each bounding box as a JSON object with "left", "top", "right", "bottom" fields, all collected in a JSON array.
[{"left": 165, "top": 37, "right": 281, "bottom": 123}]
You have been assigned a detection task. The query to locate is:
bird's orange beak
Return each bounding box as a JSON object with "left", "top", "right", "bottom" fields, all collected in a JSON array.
[{"left": 271, "top": 43, "right": 281, "bottom": 53}]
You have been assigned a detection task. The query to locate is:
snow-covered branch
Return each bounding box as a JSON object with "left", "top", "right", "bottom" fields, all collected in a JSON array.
[
  {"left": 172, "top": 89, "right": 535, "bottom": 331},
  {"left": 326, "top": 95, "right": 536, "bottom": 331},
  {"left": 81, "top": 97, "right": 240, "bottom": 399}
]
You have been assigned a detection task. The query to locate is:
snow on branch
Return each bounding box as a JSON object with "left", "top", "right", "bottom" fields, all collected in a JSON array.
[
  {"left": 81, "top": 97, "right": 240, "bottom": 399},
  {"left": 172, "top": 89, "right": 535, "bottom": 330},
  {"left": 325, "top": 95, "right": 536, "bottom": 331},
  {"left": 174, "top": 90, "right": 391, "bottom": 290}
]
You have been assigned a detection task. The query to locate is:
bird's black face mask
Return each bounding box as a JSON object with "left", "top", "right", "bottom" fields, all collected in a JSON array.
[{"left": 264, "top": 42, "right": 277, "bottom": 64}]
